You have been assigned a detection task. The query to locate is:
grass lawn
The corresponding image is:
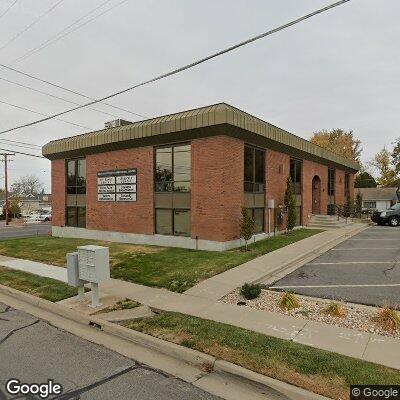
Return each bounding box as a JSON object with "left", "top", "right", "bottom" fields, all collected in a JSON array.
[
  {"left": 125, "top": 312, "right": 400, "bottom": 400},
  {"left": 0, "top": 229, "right": 322, "bottom": 292},
  {"left": 0, "top": 266, "right": 80, "bottom": 302}
]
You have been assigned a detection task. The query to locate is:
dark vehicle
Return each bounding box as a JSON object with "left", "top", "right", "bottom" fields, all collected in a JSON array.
[{"left": 371, "top": 203, "right": 400, "bottom": 226}]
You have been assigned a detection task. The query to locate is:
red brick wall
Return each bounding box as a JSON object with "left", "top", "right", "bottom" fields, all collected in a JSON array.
[
  {"left": 51, "top": 159, "right": 66, "bottom": 227},
  {"left": 302, "top": 160, "right": 328, "bottom": 224},
  {"left": 191, "top": 136, "right": 244, "bottom": 241},
  {"left": 86, "top": 147, "right": 154, "bottom": 234},
  {"left": 335, "top": 169, "right": 345, "bottom": 207},
  {"left": 265, "top": 150, "right": 290, "bottom": 232}
]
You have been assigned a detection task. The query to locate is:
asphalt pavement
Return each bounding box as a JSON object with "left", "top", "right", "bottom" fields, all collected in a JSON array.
[
  {"left": 0, "top": 223, "right": 51, "bottom": 240},
  {"left": 269, "top": 225, "right": 400, "bottom": 307},
  {"left": 0, "top": 302, "right": 219, "bottom": 400}
]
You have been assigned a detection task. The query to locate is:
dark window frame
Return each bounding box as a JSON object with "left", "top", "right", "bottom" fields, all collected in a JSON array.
[
  {"left": 290, "top": 158, "right": 302, "bottom": 195},
  {"left": 155, "top": 208, "right": 191, "bottom": 237},
  {"left": 244, "top": 145, "right": 265, "bottom": 193},
  {"left": 344, "top": 172, "right": 350, "bottom": 197},
  {"left": 65, "top": 158, "right": 86, "bottom": 228},
  {"left": 154, "top": 143, "right": 191, "bottom": 193},
  {"left": 328, "top": 168, "right": 335, "bottom": 197}
]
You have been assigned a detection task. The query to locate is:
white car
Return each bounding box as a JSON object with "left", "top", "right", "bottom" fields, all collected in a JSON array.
[{"left": 35, "top": 213, "right": 52, "bottom": 222}]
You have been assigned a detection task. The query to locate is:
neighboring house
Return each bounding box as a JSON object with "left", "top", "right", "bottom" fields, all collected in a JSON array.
[
  {"left": 0, "top": 193, "right": 52, "bottom": 215},
  {"left": 43, "top": 103, "right": 359, "bottom": 251},
  {"left": 357, "top": 187, "right": 399, "bottom": 211}
]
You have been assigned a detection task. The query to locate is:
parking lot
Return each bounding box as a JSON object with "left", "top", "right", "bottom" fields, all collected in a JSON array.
[{"left": 269, "top": 225, "right": 400, "bottom": 307}]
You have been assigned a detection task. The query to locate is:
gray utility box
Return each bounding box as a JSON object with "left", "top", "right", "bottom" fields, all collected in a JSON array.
[{"left": 77, "top": 245, "right": 110, "bottom": 284}]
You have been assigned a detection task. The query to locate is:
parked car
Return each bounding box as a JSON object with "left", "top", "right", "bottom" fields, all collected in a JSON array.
[
  {"left": 371, "top": 203, "right": 400, "bottom": 226},
  {"left": 35, "top": 210, "right": 52, "bottom": 222}
]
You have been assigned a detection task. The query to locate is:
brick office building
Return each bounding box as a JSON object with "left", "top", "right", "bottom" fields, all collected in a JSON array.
[{"left": 43, "top": 103, "right": 358, "bottom": 251}]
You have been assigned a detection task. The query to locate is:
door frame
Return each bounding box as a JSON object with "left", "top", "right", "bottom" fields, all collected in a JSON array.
[{"left": 312, "top": 175, "right": 321, "bottom": 214}]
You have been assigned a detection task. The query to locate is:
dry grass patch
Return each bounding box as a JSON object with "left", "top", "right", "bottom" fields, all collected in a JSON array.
[
  {"left": 324, "top": 302, "right": 346, "bottom": 318},
  {"left": 279, "top": 291, "right": 300, "bottom": 311},
  {"left": 373, "top": 305, "right": 400, "bottom": 332}
]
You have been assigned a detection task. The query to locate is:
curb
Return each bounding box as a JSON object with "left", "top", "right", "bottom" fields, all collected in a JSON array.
[
  {"left": 0, "top": 283, "right": 328, "bottom": 400},
  {"left": 254, "top": 224, "right": 369, "bottom": 286}
]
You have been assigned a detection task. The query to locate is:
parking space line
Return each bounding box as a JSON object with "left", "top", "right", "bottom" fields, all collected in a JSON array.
[
  {"left": 308, "top": 261, "right": 398, "bottom": 265},
  {"left": 272, "top": 283, "right": 400, "bottom": 289},
  {"left": 349, "top": 238, "right": 399, "bottom": 240},
  {"left": 331, "top": 248, "right": 399, "bottom": 251}
]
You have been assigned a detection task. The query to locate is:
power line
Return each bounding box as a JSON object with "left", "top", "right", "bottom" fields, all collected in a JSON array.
[
  {"left": 12, "top": 0, "right": 128, "bottom": 65},
  {"left": 0, "top": 147, "right": 44, "bottom": 158},
  {"left": 0, "top": 138, "right": 40, "bottom": 148},
  {"left": 0, "top": 76, "right": 121, "bottom": 118},
  {"left": 0, "top": 0, "right": 351, "bottom": 137},
  {"left": 0, "top": 64, "right": 146, "bottom": 118},
  {"left": 0, "top": 0, "right": 65, "bottom": 53},
  {"left": 0, "top": 0, "right": 18, "bottom": 21},
  {"left": 0, "top": 140, "right": 41, "bottom": 151},
  {"left": 0, "top": 99, "right": 94, "bottom": 130}
]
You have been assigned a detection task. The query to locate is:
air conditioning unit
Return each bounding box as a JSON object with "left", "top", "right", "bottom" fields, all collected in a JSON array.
[{"left": 104, "top": 119, "right": 132, "bottom": 129}]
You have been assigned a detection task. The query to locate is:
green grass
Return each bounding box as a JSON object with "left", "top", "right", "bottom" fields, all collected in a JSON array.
[
  {"left": 125, "top": 312, "right": 400, "bottom": 399},
  {"left": 0, "top": 266, "right": 80, "bottom": 302},
  {"left": 0, "top": 229, "right": 322, "bottom": 292}
]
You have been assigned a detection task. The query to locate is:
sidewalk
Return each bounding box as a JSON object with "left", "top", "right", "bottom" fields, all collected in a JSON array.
[{"left": 1, "top": 223, "right": 399, "bottom": 370}]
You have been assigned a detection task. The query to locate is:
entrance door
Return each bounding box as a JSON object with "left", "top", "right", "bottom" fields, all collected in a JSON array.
[{"left": 312, "top": 175, "right": 321, "bottom": 214}]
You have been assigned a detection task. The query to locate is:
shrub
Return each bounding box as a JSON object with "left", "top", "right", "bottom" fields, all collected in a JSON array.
[
  {"left": 241, "top": 283, "right": 261, "bottom": 300},
  {"left": 373, "top": 305, "right": 400, "bottom": 332},
  {"left": 280, "top": 291, "right": 300, "bottom": 311},
  {"left": 284, "top": 176, "right": 297, "bottom": 231},
  {"left": 324, "top": 302, "right": 346, "bottom": 318},
  {"left": 240, "top": 208, "right": 255, "bottom": 251}
]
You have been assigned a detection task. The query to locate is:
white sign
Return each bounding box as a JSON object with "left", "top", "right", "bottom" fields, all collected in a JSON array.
[
  {"left": 98, "top": 193, "right": 116, "bottom": 201},
  {"left": 116, "top": 184, "right": 136, "bottom": 193},
  {"left": 116, "top": 175, "right": 136, "bottom": 184},
  {"left": 116, "top": 193, "right": 137, "bottom": 202},
  {"left": 98, "top": 176, "right": 115, "bottom": 185},
  {"left": 98, "top": 185, "right": 115, "bottom": 193}
]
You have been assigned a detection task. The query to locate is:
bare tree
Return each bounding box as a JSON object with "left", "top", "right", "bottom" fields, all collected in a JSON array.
[{"left": 11, "top": 174, "right": 44, "bottom": 196}]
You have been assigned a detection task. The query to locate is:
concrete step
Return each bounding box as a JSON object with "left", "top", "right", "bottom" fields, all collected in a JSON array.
[{"left": 308, "top": 222, "right": 348, "bottom": 229}]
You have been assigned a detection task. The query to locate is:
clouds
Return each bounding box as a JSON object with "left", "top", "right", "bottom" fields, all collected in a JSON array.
[{"left": 0, "top": 0, "right": 398, "bottom": 191}]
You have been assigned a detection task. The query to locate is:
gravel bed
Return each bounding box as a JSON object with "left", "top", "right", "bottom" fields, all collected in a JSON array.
[{"left": 222, "top": 289, "right": 400, "bottom": 338}]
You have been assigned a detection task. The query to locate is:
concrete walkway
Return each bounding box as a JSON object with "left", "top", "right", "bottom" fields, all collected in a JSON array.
[{"left": 2, "top": 223, "right": 399, "bottom": 371}]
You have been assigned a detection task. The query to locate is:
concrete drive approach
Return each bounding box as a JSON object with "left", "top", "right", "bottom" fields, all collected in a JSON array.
[
  {"left": 0, "top": 222, "right": 51, "bottom": 240},
  {"left": 269, "top": 225, "right": 400, "bottom": 307},
  {"left": 0, "top": 302, "right": 218, "bottom": 400}
]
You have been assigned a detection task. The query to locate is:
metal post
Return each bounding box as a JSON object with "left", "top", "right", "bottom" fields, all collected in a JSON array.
[
  {"left": 90, "top": 282, "right": 101, "bottom": 308},
  {"left": 78, "top": 285, "right": 85, "bottom": 302},
  {"left": 1, "top": 153, "right": 14, "bottom": 226}
]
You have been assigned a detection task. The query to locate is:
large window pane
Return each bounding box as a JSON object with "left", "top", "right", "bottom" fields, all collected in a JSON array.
[
  {"left": 174, "top": 209, "right": 190, "bottom": 236},
  {"left": 156, "top": 209, "right": 173, "bottom": 235},
  {"left": 290, "top": 159, "right": 302, "bottom": 195},
  {"left": 67, "top": 207, "right": 77, "bottom": 227},
  {"left": 67, "top": 160, "right": 76, "bottom": 187},
  {"left": 254, "top": 149, "right": 264, "bottom": 183},
  {"left": 155, "top": 148, "right": 172, "bottom": 184},
  {"left": 77, "top": 159, "right": 86, "bottom": 187},
  {"left": 253, "top": 208, "right": 264, "bottom": 233},
  {"left": 244, "top": 146, "right": 254, "bottom": 183},
  {"left": 173, "top": 150, "right": 190, "bottom": 183},
  {"left": 77, "top": 207, "right": 86, "bottom": 228}
]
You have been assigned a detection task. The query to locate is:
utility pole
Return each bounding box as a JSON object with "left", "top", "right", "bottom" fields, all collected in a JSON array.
[{"left": 1, "top": 153, "right": 14, "bottom": 226}]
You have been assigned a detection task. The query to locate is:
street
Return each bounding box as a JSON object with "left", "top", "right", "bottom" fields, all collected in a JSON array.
[
  {"left": 0, "top": 302, "right": 219, "bottom": 400},
  {"left": 270, "top": 225, "right": 400, "bottom": 307},
  {"left": 0, "top": 223, "right": 51, "bottom": 240}
]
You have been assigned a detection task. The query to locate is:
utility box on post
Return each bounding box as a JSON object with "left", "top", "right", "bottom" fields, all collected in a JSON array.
[{"left": 77, "top": 245, "right": 110, "bottom": 284}]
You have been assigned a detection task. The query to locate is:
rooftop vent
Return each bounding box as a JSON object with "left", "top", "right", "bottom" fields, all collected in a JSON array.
[{"left": 104, "top": 119, "right": 132, "bottom": 129}]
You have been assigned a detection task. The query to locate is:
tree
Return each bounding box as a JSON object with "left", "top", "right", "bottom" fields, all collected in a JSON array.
[
  {"left": 3, "top": 196, "right": 21, "bottom": 218},
  {"left": 369, "top": 147, "right": 399, "bottom": 187},
  {"left": 354, "top": 191, "right": 363, "bottom": 218},
  {"left": 11, "top": 174, "right": 44, "bottom": 197},
  {"left": 392, "top": 137, "right": 400, "bottom": 176},
  {"left": 284, "top": 177, "right": 296, "bottom": 231},
  {"left": 342, "top": 195, "right": 353, "bottom": 219},
  {"left": 310, "top": 129, "right": 362, "bottom": 162},
  {"left": 354, "top": 171, "right": 377, "bottom": 188},
  {"left": 240, "top": 207, "right": 254, "bottom": 251}
]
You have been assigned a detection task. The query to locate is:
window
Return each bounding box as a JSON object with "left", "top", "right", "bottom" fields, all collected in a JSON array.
[
  {"left": 155, "top": 144, "right": 190, "bottom": 192},
  {"left": 244, "top": 146, "right": 265, "bottom": 192},
  {"left": 328, "top": 169, "right": 335, "bottom": 196},
  {"left": 247, "top": 208, "right": 264, "bottom": 233},
  {"left": 344, "top": 172, "right": 350, "bottom": 197},
  {"left": 290, "top": 159, "right": 302, "bottom": 195},
  {"left": 66, "top": 158, "right": 86, "bottom": 227},
  {"left": 363, "top": 201, "right": 376, "bottom": 209},
  {"left": 155, "top": 209, "right": 190, "bottom": 237}
]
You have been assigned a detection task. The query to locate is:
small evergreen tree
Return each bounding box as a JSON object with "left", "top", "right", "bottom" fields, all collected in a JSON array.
[
  {"left": 284, "top": 177, "right": 297, "bottom": 231},
  {"left": 240, "top": 207, "right": 254, "bottom": 251},
  {"left": 354, "top": 191, "right": 363, "bottom": 218},
  {"left": 342, "top": 194, "right": 353, "bottom": 218}
]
